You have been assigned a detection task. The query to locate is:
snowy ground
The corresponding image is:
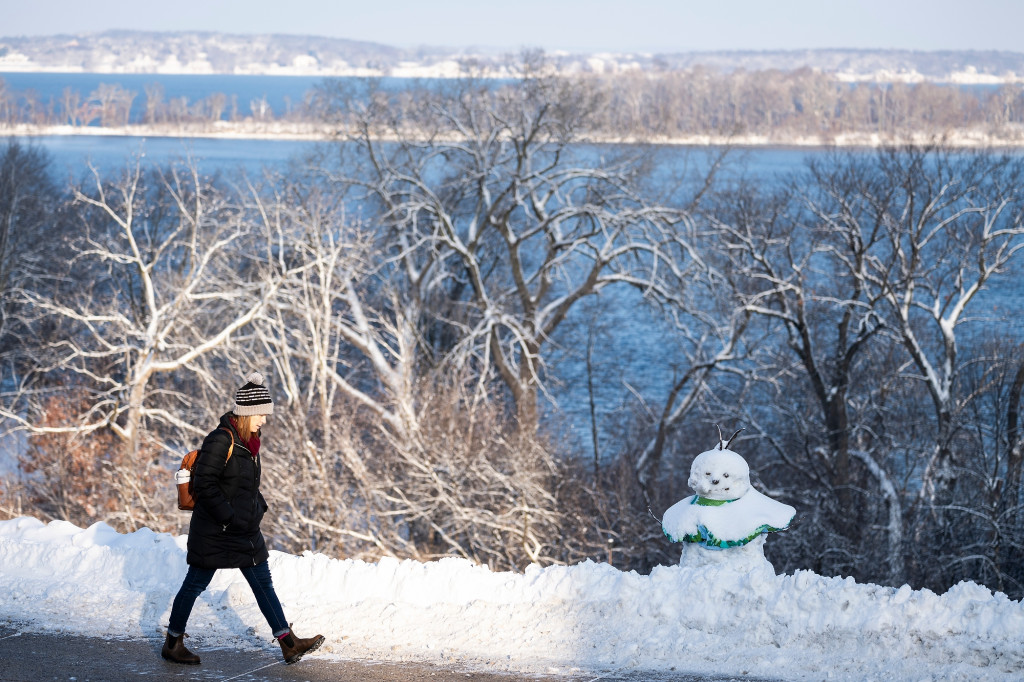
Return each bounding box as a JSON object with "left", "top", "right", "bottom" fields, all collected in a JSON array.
[
  {"left": 5, "top": 122, "right": 1024, "bottom": 148},
  {"left": 0, "top": 516, "right": 1022, "bottom": 681}
]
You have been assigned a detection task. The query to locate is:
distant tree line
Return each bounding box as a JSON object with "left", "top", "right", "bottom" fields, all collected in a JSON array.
[
  {"left": 596, "top": 66, "right": 1024, "bottom": 141},
  {"left": 2, "top": 55, "right": 1023, "bottom": 598},
  {"left": 3, "top": 59, "right": 1024, "bottom": 142},
  {"left": 0, "top": 78, "right": 307, "bottom": 128}
]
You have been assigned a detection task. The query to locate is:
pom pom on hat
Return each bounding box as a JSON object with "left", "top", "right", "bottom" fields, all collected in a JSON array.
[{"left": 234, "top": 371, "right": 273, "bottom": 416}]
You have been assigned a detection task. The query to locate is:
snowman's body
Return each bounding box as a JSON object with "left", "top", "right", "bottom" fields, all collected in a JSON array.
[
  {"left": 662, "top": 442, "right": 795, "bottom": 570},
  {"left": 662, "top": 487, "right": 795, "bottom": 549}
]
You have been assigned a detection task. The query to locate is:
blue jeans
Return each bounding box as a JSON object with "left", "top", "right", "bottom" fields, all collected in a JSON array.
[{"left": 167, "top": 561, "right": 289, "bottom": 638}]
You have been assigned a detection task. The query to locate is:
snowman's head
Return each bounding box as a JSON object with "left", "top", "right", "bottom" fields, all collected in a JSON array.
[{"left": 688, "top": 447, "right": 751, "bottom": 500}]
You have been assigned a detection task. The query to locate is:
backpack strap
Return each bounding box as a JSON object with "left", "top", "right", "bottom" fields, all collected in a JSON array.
[{"left": 220, "top": 426, "right": 235, "bottom": 464}]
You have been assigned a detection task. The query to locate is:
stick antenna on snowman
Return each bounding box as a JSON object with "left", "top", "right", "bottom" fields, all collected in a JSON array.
[{"left": 716, "top": 424, "right": 745, "bottom": 451}]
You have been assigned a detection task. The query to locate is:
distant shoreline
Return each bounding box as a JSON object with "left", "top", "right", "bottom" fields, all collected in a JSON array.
[
  {"left": 2, "top": 122, "right": 334, "bottom": 142},
  {"left": 5, "top": 122, "right": 1024, "bottom": 149}
]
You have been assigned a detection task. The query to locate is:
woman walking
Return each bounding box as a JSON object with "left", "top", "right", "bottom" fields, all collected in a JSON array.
[{"left": 162, "top": 371, "right": 324, "bottom": 666}]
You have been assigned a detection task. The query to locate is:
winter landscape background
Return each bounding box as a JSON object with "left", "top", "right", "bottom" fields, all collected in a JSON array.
[{"left": 3, "top": 4, "right": 1024, "bottom": 679}]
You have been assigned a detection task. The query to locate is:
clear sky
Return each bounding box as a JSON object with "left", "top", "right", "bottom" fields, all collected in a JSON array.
[{"left": 1, "top": 0, "right": 1021, "bottom": 54}]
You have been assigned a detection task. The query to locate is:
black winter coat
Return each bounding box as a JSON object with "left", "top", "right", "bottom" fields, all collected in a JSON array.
[{"left": 186, "top": 413, "right": 270, "bottom": 569}]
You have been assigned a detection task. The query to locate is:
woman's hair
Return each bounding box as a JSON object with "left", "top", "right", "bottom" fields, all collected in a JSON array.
[{"left": 231, "top": 413, "right": 262, "bottom": 441}]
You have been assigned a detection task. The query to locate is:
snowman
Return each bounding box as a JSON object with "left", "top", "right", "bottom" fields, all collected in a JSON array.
[{"left": 662, "top": 427, "right": 795, "bottom": 572}]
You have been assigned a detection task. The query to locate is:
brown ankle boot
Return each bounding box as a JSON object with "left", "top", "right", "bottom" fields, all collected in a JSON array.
[
  {"left": 161, "top": 632, "right": 200, "bottom": 665},
  {"left": 278, "top": 630, "right": 325, "bottom": 664}
]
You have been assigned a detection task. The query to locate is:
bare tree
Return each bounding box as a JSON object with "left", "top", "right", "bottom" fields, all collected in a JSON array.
[
  {"left": 0, "top": 141, "right": 60, "bottom": 352},
  {"left": 707, "top": 164, "right": 905, "bottom": 582},
  {"left": 0, "top": 78, "right": 11, "bottom": 125},
  {"left": 228, "top": 168, "right": 567, "bottom": 568},
  {"left": 60, "top": 87, "right": 83, "bottom": 126},
  {"left": 143, "top": 82, "right": 165, "bottom": 125},
  {"left": 319, "top": 55, "right": 694, "bottom": 430},
  {"left": 244, "top": 175, "right": 420, "bottom": 555},
  {"left": 206, "top": 92, "right": 228, "bottom": 123},
  {"left": 857, "top": 147, "right": 1024, "bottom": 509},
  {"left": 942, "top": 341, "right": 1024, "bottom": 595},
  {"left": 88, "top": 83, "right": 135, "bottom": 127},
  {"left": 2, "top": 160, "right": 300, "bottom": 529}
]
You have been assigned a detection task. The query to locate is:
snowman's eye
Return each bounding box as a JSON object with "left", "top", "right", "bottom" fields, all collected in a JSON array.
[
  {"left": 705, "top": 472, "right": 711, "bottom": 476},
  {"left": 723, "top": 473, "right": 730, "bottom": 478}
]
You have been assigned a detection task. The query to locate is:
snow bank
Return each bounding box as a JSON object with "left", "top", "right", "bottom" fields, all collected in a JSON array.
[{"left": 1, "top": 516, "right": 1022, "bottom": 680}]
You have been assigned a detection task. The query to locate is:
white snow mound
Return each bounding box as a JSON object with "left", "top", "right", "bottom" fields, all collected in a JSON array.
[{"left": 1, "top": 517, "right": 1022, "bottom": 680}]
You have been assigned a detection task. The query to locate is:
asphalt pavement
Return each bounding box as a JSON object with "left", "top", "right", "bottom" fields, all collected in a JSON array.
[{"left": 0, "top": 623, "right": 770, "bottom": 682}]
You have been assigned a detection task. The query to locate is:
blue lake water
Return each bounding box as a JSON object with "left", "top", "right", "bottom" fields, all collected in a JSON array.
[
  {"left": 6, "top": 133, "right": 816, "bottom": 183},
  {"left": 6, "top": 134, "right": 320, "bottom": 180}
]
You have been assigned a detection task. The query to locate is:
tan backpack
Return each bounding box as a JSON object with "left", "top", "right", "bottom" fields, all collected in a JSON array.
[{"left": 175, "top": 427, "right": 234, "bottom": 511}]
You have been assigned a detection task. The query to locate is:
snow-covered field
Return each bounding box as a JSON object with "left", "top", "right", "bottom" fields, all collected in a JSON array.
[{"left": 0, "top": 516, "right": 1021, "bottom": 681}]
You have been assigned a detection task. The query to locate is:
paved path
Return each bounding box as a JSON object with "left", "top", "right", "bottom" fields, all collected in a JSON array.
[{"left": 0, "top": 624, "right": 767, "bottom": 682}]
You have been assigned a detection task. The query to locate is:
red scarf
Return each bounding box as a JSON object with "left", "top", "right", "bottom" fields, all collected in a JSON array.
[
  {"left": 243, "top": 433, "right": 260, "bottom": 458},
  {"left": 230, "top": 418, "right": 261, "bottom": 458}
]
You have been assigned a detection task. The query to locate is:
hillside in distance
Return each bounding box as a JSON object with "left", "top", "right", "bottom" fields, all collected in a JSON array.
[{"left": 1, "top": 30, "right": 1023, "bottom": 83}]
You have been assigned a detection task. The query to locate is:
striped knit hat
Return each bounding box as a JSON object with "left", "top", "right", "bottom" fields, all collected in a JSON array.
[{"left": 233, "top": 371, "right": 274, "bottom": 416}]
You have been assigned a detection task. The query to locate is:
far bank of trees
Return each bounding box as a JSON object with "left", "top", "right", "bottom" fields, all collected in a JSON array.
[
  {"left": 2, "top": 58, "right": 1024, "bottom": 143},
  {"left": 0, "top": 79, "right": 299, "bottom": 129},
  {"left": 2, "top": 58, "right": 1024, "bottom": 599}
]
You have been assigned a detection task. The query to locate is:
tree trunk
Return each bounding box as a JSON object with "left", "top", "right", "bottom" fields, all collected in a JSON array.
[{"left": 1005, "top": 351, "right": 1024, "bottom": 510}]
